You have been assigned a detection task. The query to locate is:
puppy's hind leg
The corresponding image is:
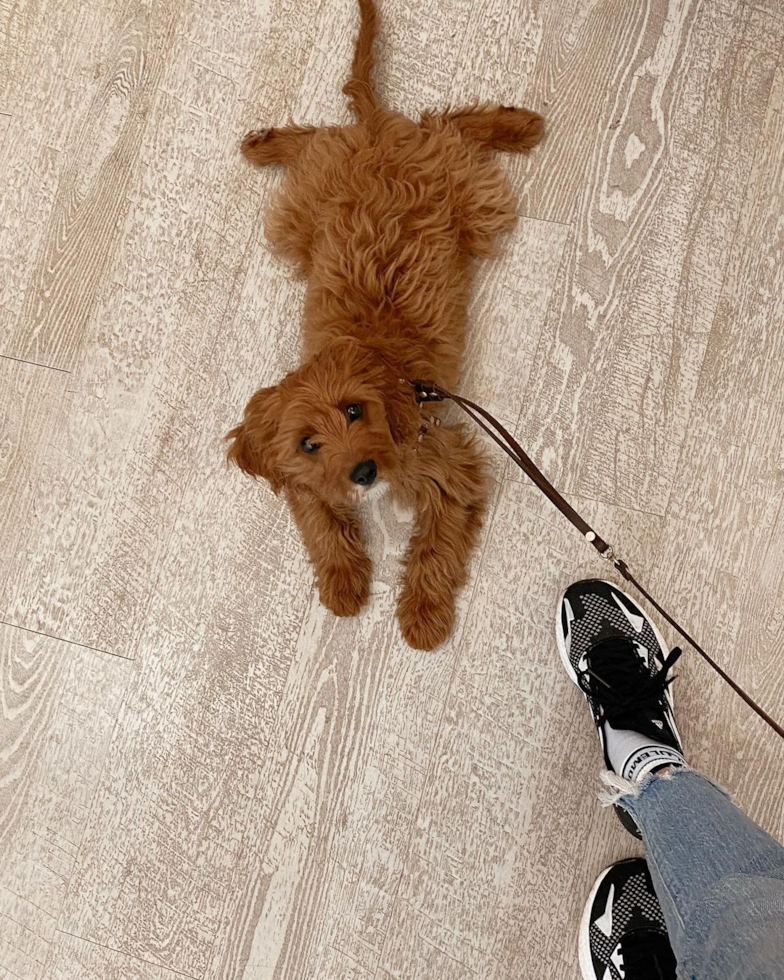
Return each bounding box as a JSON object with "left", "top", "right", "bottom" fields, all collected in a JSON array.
[
  {"left": 240, "top": 124, "right": 317, "bottom": 166},
  {"left": 397, "top": 429, "right": 490, "bottom": 651},
  {"left": 428, "top": 104, "right": 544, "bottom": 153}
]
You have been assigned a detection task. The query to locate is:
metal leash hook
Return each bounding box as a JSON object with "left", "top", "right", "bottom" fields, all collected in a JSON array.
[{"left": 584, "top": 530, "right": 616, "bottom": 564}]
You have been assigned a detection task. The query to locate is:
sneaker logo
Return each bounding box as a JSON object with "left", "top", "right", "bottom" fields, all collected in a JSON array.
[
  {"left": 594, "top": 884, "right": 614, "bottom": 938},
  {"left": 613, "top": 594, "right": 644, "bottom": 633},
  {"left": 563, "top": 598, "right": 575, "bottom": 647}
]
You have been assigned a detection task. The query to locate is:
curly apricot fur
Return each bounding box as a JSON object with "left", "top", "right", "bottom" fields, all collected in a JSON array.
[{"left": 227, "top": 0, "right": 543, "bottom": 649}]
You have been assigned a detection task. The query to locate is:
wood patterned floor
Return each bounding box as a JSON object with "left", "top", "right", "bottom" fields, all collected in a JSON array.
[{"left": 2, "top": 1, "right": 783, "bottom": 977}]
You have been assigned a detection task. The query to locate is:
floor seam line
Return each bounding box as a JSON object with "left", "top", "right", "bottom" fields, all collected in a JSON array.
[{"left": 0, "top": 620, "right": 133, "bottom": 661}]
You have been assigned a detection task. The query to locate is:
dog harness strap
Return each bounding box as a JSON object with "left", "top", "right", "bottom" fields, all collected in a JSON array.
[{"left": 410, "top": 379, "right": 784, "bottom": 743}]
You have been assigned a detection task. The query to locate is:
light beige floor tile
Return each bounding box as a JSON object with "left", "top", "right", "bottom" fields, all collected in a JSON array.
[
  {"left": 647, "top": 66, "right": 784, "bottom": 839},
  {"left": 0, "top": 626, "right": 128, "bottom": 980},
  {"left": 1, "top": 0, "right": 783, "bottom": 978},
  {"left": 46, "top": 931, "right": 184, "bottom": 980},
  {"left": 0, "top": 359, "right": 67, "bottom": 602},
  {"left": 516, "top": 0, "right": 780, "bottom": 516}
]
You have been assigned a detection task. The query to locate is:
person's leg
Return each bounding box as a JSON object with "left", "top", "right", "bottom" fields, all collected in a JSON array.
[
  {"left": 557, "top": 579, "right": 784, "bottom": 980},
  {"left": 610, "top": 767, "right": 784, "bottom": 979}
]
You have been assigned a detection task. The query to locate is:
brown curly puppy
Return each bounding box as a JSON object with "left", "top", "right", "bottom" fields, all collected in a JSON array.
[{"left": 227, "top": 0, "right": 543, "bottom": 650}]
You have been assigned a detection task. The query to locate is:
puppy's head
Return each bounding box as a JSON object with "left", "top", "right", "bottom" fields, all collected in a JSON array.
[{"left": 226, "top": 341, "right": 420, "bottom": 505}]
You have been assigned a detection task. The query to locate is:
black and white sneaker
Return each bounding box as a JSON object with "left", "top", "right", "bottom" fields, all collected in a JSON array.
[
  {"left": 556, "top": 580, "right": 686, "bottom": 836},
  {"left": 580, "top": 858, "right": 676, "bottom": 980}
]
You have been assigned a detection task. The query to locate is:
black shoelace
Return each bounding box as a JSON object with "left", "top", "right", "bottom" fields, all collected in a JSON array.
[
  {"left": 620, "top": 928, "right": 678, "bottom": 979},
  {"left": 577, "top": 637, "right": 682, "bottom": 739}
]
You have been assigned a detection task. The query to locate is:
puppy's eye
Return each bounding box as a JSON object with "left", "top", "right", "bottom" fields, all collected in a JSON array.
[
  {"left": 301, "top": 436, "right": 320, "bottom": 454},
  {"left": 346, "top": 403, "right": 363, "bottom": 421}
]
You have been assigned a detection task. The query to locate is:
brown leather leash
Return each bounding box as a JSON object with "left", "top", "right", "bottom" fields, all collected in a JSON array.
[{"left": 411, "top": 379, "right": 784, "bottom": 742}]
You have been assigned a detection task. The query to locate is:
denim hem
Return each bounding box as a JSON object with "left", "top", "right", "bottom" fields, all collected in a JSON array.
[{"left": 597, "top": 766, "right": 730, "bottom": 812}]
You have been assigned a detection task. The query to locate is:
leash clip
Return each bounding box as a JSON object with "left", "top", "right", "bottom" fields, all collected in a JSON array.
[
  {"left": 410, "top": 379, "right": 446, "bottom": 403},
  {"left": 585, "top": 530, "right": 616, "bottom": 563}
]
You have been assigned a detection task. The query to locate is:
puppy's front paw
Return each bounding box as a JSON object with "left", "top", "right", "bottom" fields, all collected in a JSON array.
[
  {"left": 397, "top": 586, "right": 455, "bottom": 651},
  {"left": 318, "top": 562, "right": 370, "bottom": 618}
]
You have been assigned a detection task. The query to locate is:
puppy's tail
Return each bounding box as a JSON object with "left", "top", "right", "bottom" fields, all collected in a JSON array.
[{"left": 342, "top": 0, "right": 380, "bottom": 120}]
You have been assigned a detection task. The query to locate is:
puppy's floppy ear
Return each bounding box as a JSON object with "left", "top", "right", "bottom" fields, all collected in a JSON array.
[{"left": 226, "top": 385, "right": 284, "bottom": 492}]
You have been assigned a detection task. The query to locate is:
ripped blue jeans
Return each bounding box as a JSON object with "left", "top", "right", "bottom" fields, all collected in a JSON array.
[{"left": 609, "top": 768, "right": 784, "bottom": 979}]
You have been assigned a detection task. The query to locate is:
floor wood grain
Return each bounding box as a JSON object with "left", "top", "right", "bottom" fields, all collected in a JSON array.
[
  {"left": 1, "top": 0, "right": 132, "bottom": 369},
  {"left": 10, "top": 2, "right": 181, "bottom": 373},
  {"left": 1, "top": 0, "right": 782, "bottom": 978},
  {"left": 0, "top": 626, "right": 127, "bottom": 980},
  {"left": 518, "top": 0, "right": 781, "bottom": 515},
  {"left": 0, "top": 360, "right": 66, "bottom": 595},
  {"left": 647, "top": 63, "right": 784, "bottom": 840},
  {"left": 202, "top": 482, "right": 503, "bottom": 980},
  {"left": 45, "top": 931, "right": 186, "bottom": 980}
]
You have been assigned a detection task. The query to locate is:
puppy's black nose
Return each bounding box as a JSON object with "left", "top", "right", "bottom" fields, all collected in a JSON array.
[{"left": 350, "top": 459, "right": 377, "bottom": 486}]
